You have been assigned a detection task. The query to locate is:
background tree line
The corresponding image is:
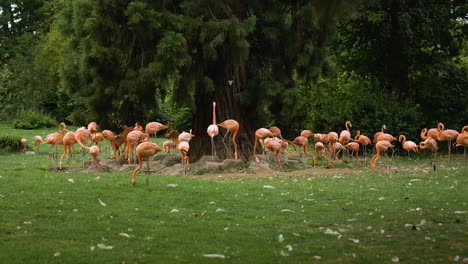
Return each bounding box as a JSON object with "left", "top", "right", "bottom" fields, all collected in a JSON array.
[{"left": 0, "top": 0, "right": 466, "bottom": 160}]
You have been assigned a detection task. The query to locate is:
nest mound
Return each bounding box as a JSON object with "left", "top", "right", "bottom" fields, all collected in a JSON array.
[{"left": 68, "top": 152, "right": 314, "bottom": 175}]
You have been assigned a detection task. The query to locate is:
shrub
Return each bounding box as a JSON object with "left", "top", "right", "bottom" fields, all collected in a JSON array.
[
  {"left": 13, "top": 109, "right": 56, "bottom": 129},
  {"left": 0, "top": 136, "right": 23, "bottom": 152}
]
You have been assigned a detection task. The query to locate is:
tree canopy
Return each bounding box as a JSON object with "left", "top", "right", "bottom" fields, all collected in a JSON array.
[{"left": 1, "top": 0, "right": 467, "bottom": 160}]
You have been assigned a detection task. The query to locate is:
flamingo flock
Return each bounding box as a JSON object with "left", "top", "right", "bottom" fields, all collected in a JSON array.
[{"left": 19, "top": 103, "right": 466, "bottom": 185}]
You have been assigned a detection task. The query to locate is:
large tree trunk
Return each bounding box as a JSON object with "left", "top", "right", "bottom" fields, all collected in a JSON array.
[{"left": 189, "top": 71, "right": 256, "bottom": 163}]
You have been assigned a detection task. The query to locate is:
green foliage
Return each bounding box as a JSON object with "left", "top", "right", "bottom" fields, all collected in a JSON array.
[
  {"left": 12, "top": 109, "right": 56, "bottom": 129},
  {"left": 303, "top": 73, "right": 424, "bottom": 139},
  {"left": 334, "top": 0, "right": 468, "bottom": 129},
  {"left": 0, "top": 136, "right": 22, "bottom": 152}
]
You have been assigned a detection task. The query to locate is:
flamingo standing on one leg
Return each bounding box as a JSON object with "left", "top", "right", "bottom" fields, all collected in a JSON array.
[
  {"left": 455, "top": 126, "right": 468, "bottom": 160},
  {"left": 398, "top": 135, "right": 418, "bottom": 158},
  {"left": 370, "top": 141, "right": 394, "bottom": 171},
  {"left": 218, "top": 119, "right": 240, "bottom": 159},
  {"left": 253, "top": 128, "right": 274, "bottom": 163},
  {"left": 33, "top": 136, "right": 42, "bottom": 153},
  {"left": 21, "top": 139, "right": 27, "bottom": 153},
  {"left": 89, "top": 145, "right": 100, "bottom": 172},
  {"left": 437, "top": 123, "right": 460, "bottom": 160},
  {"left": 207, "top": 102, "right": 219, "bottom": 157},
  {"left": 132, "top": 142, "right": 163, "bottom": 186},
  {"left": 264, "top": 137, "right": 283, "bottom": 170}
]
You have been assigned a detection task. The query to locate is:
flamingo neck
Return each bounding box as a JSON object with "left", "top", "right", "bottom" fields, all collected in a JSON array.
[{"left": 212, "top": 102, "right": 216, "bottom": 125}]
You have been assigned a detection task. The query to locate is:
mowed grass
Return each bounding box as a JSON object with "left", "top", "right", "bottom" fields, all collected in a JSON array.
[{"left": 0, "top": 123, "right": 467, "bottom": 263}]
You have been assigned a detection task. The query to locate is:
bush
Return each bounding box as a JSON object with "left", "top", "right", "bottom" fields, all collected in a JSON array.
[
  {"left": 13, "top": 109, "right": 56, "bottom": 129},
  {"left": 0, "top": 136, "right": 22, "bottom": 152}
]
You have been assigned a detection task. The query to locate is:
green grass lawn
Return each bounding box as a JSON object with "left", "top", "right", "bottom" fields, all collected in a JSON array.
[{"left": 0, "top": 123, "right": 467, "bottom": 263}]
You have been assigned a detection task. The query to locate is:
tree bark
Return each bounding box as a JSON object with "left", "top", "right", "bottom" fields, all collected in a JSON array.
[{"left": 189, "top": 71, "right": 256, "bottom": 163}]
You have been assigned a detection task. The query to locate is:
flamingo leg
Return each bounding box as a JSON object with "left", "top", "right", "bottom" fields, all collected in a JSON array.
[
  {"left": 232, "top": 130, "right": 238, "bottom": 160},
  {"left": 276, "top": 151, "right": 283, "bottom": 170},
  {"left": 132, "top": 155, "right": 143, "bottom": 186},
  {"left": 222, "top": 131, "right": 232, "bottom": 159},
  {"left": 146, "top": 159, "right": 150, "bottom": 186}
]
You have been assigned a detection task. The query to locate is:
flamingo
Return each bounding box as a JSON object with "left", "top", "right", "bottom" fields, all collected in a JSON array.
[
  {"left": 327, "top": 131, "right": 338, "bottom": 168},
  {"left": 75, "top": 127, "right": 92, "bottom": 167},
  {"left": 314, "top": 133, "right": 329, "bottom": 144},
  {"left": 165, "top": 122, "right": 180, "bottom": 145},
  {"left": 398, "top": 135, "right": 418, "bottom": 158},
  {"left": 345, "top": 142, "right": 362, "bottom": 165},
  {"left": 145, "top": 122, "right": 168, "bottom": 140},
  {"left": 455, "top": 126, "right": 468, "bottom": 160},
  {"left": 89, "top": 145, "right": 100, "bottom": 172},
  {"left": 264, "top": 137, "right": 283, "bottom": 170},
  {"left": 332, "top": 142, "right": 346, "bottom": 160},
  {"left": 420, "top": 126, "right": 439, "bottom": 141},
  {"left": 21, "top": 139, "right": 27, "bottom": 153},
  {"left": 163, "top": 140, "right": 176, "bottom": 154},
  {"left": 373, "top": 124, "right": 386, "bottom": 144},
  {"left": 355, "top": 130, "right": 371, "bottom": 162},
  {"left": 87, "top": 121, "right": 98, "bottom": 134},
  {"left": 102, "top": 130, "right": 118, "bottom": 158},
  {"left": 253, "top": 128, "right": 274, "bottom": 163},
  {"left": 43, "top": 122, "right": 67, "bottom": 158},
  {"left": 132, "top": 142, "right": 163, "bottom": 186},
  {"left": 437, "top": 123, "right": 460, "bottom": 160},
  {"left": 178, "top": 141, "right": 191, "bottom": 173},
  {"left": 339, "top": 121, "right": 352, "bottom": 145},
  {"left": 218, "top": 119, "right": 240, "bottom": 159},
  {"left": 315, "top": 142, "right": 325, "bottom": 160},
  {"left": 33, "top": 136, "right": 42, "bottom": 153},
  {"left": 178, "top": 129, "right": 195, "bottom": 143},
  {"left": 370, "top": 141, "right": 394, "bottom": 171},
  {"left": 59, "top": 129, "right": 76, "bottom": 170},
  {"left": 91, "top": 132, "right": 104, "bottom": 147},
  {"left": 300, "top": 130, "right": 314, "bottom": 138},
  {"left": 134, "top": 122, "right": 143, "bottom": 131},
  {"left": 269, "top": 126, "right": 297, "bottom": 155},
  {"left": 112, "top": 135, "right": 125, "bottom": 157},
  {"left": 292, "top": 135, "right": 316, "bottom": 165},
  {"left": 207, "top": 102, "right": 219, "bottom": 157},
  {"left": 119, "top": 130, "right": 149, "bottom": 164},
  {"left": 420, "top": 137, "right": 438, "bottom": 169}
]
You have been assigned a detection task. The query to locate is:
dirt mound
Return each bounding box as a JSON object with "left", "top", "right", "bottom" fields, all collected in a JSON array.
[{"left": 64, "top": 152, "right": 317, "bottom": 176}]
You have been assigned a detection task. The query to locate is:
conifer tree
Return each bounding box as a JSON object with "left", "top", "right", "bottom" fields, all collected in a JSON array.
[{"left": 57, "top": 0, "right": 350, "bottom": 160}]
